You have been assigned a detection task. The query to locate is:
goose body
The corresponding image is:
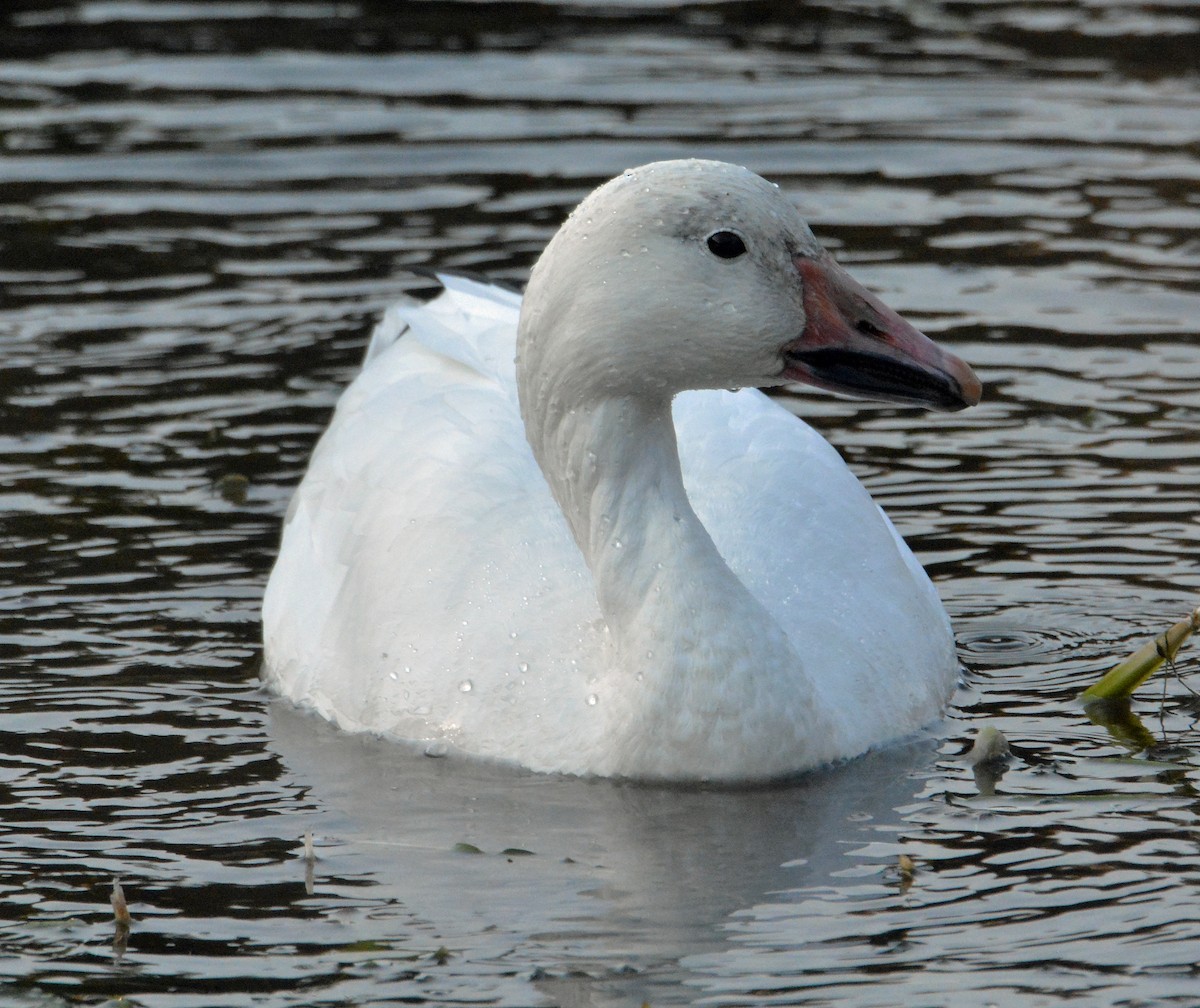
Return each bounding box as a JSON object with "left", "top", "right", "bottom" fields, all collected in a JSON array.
[{"left": 263, "top": 160, "right": 979, "bottom": 782}]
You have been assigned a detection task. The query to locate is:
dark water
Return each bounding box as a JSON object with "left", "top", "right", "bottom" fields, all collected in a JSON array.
[{"left": 3, "top": 1, "right": 1200, "bottom": 1005}]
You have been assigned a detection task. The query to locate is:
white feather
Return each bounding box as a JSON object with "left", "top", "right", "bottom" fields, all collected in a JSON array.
[{"left": 263, "top": 160, "right": 961, "bottom": 781}]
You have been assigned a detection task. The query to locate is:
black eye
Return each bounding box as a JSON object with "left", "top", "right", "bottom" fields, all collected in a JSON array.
[{"left": 706, "top": 230, "right": 747, "bottom": 259}]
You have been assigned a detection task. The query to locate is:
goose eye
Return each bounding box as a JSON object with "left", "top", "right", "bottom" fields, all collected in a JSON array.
[{"left": 706, "top": 230, "right": 747, "bottom": 259}]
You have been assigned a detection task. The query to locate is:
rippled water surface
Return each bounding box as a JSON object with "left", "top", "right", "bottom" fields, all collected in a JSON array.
[{"left": 4, "top": 1, "right": 1200, "bottom": 1004}]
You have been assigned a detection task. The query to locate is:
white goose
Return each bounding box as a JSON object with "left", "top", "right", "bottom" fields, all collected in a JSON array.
[{"left": 263, "top": 159, "right": 980, "bottom": 782}]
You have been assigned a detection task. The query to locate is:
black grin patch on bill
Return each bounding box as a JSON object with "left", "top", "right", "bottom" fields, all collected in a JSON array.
[{"left": 786, "top": 347, "right": 968, "bottom": 411}]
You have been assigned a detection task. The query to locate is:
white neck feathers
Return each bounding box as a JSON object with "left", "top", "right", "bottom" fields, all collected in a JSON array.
[{"left": 519, "top": 375, "right": 838, "bottom": 777}]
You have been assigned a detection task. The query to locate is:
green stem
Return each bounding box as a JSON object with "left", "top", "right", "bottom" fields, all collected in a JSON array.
[{"left": 1080, "top": 607, "right": 1200, "bottom": 702}]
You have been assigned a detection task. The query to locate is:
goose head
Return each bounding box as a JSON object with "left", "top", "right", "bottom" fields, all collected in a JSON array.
[{"left": 517, "top": 158, "right": 980, "bottom": 414}]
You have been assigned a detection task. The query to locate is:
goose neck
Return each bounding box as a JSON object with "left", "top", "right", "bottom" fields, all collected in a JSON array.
[
  {"left": 535, "top": 396, "right": 691, "bottom": 615},
  {"left": 531, "top": 395, "right": 783, "bottom": 657}
]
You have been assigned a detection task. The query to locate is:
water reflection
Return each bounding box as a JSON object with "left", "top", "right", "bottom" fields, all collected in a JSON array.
[
  {"left": 271, "top": 703, "right": 946, "bottom": 1004},
  {"left": 2, "top": 0, "right": 1200, "bottom": 1005}
]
